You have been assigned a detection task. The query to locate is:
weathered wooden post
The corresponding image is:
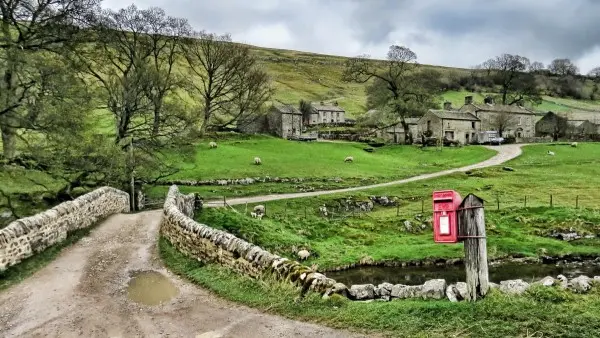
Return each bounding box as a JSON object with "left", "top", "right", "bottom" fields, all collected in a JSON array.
[
  {"left": 458, "top": 194, "right": 489, "bottom": 301},
  {"left": 576, "top": 195, "right": 579, "bottom": 209},
  {"left": 550, "top": 194, "right": 553, "bottom": 207},
  {"left": 223, "top": 196, "right": 226, "bottom": 207}
]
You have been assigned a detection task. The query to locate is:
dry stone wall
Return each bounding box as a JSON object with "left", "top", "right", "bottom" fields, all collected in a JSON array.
[
  {"left": 0, "top": 187, "right": 130, "bottom": 271},
  {"left": 160, "top": 185, "right": 339, "bottom": 294}
]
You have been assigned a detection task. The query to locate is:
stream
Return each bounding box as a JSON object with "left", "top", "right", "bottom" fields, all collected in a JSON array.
[{"left": 325, "top": 262, "right": 600, "bottom": 286}]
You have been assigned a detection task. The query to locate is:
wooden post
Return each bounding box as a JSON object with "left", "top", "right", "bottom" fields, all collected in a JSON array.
[
  {"left": 550, "top": 194, "right": 553, "bottom": 207},
  {"left": 421, "top": 199, "right": 425, "bottom": 214},
  {"left": 496, "top": 196, "right": 500, "bottom": 210},
  {"left": 458, "top": 194, "right": 489, "bottom": 302},
  {"left": 576, "top": 195, "right": 579, "bottom": 209},
  {"left": 396, "top": 204, "right": 400, "bottom": 216},
  {"left": 524, "top": 195, "right": 527, "bottom": 208},
  {"left": 304, "top": 206, "right": 307, "bottom": 219},
  {"left": 223, "top": 196, "right": 226, "bottom": 207}
]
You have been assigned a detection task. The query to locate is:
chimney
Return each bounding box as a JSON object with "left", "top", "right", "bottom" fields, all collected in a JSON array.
[
  {"left": 443, "top": 101, "right": 452, "bottom": 110},
  {"left": 334, "top": 101, "right": 338, "bottom": 106},
  {"left": 465, "top": 95, "right": 473, "bottom": 105},
  {"left": 484, "top": 96, "right": 494, "bottom": 105}
]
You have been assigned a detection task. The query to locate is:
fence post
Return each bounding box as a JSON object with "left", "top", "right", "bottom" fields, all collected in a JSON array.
[
  {"left": 576, "top": 195, "right": 579, "bottom": 209},
  {"left": 550, "top": 194, "right": 553, "bottom": 207},
  {"left": 421, "top": 199, "right": 425, "bottom": 214},
  {"left": 223, "top": 196, "right": 226, "bottom": 207},
  {"left": 496, "top": 196, "right": 500, "bottom": 210},
  {"left": 458, "top": 194, "right": 489, "bottom": 302},
  {"left": 304, "top": 206, "right": 307, "bottom": 219},
  {"left": 524, "top": 195, "right": 527, "bottom": 208},
  {"left": 396, "top": 204, "right": 400, "bottom": 216}
]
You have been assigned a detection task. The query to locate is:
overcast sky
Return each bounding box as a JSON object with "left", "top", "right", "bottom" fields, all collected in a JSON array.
[{"left": 102, "top": 0, "right": 600, "bottom": 73}]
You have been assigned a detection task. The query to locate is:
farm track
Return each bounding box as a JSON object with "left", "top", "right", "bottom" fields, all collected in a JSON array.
[{"left": 0, "top": 144, "right": 523, "bottom": 337}]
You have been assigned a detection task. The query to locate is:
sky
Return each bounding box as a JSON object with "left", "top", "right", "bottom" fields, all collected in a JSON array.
[{"left": 102, "top": 0, "right": 600, "bottom": 73}]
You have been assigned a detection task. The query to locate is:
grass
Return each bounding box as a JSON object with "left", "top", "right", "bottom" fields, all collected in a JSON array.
[
  {"left": 194, "top": 143, "right": 600, "bottom": 269},
  {"left": 160, "top": 237, "right": 600, "bottom": 338},
  {"left": 0, "top": 227, "right": 93, "bottom": 290},
  {"left": 164, "top": 135, "right": 495, "bottom": 181}
]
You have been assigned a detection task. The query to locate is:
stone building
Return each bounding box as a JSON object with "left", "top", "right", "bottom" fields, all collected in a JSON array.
[
  {"left": 567, "top": 120, "right": 598, "bottom": 138},
  {"left": 417, "top": 108, "right": 480, "bottom": 145},
  {"left": 535, "top": 111, "right": 568, "bottom": 140},
  {"left": 308, "top": 101, "right": 345, "bottom": 125},
  {"left": 459, "top": 95, "right": 537, "bottom": 141},
  {"left": 238, "top": 104, "right": 302, "bottom": 139},
  {"left": 377, "top": 118, "right": 420, "bottom": 143}
]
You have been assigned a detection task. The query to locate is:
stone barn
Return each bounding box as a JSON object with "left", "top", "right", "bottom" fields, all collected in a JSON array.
[
  {"left": 417, "top": 109, "right": 480, "bottom": 145},
  {"left": 239, "top": 104, "right": 303, "bottom": 139}
]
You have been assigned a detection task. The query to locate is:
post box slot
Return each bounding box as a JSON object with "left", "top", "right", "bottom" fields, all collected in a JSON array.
[{"left": 439, "top": 215, "right": 450, "bottom": 235}]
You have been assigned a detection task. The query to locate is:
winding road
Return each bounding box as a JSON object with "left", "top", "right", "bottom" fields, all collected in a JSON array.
[{"left": 0, "top": 144, "right": 523, "bottom": 338}]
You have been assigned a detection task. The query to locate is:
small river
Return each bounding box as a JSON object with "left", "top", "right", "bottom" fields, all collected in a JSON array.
[{"left": 326, "top": 263, "right": 600, "bottom": 286}]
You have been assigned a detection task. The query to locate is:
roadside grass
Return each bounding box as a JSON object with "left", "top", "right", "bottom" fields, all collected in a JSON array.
[
  {"left": 164, "top": 136, "right": 495, "bottom": 181},
  {"left": 0, "top": 227, "right": 93, "bottom": 290},
  {"left": 196, "top": 143, "right": 600, "bottom": 268},
  {"left": 160, "top": 237, "right": 600, "bottom": 338}
]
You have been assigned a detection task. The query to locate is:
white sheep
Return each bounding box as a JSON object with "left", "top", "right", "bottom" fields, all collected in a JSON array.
[
  {"left": 253, "top": 205, "right": 265, "bottom": 215},
  {"left": 209, "top": 141, "right": 218, "bottom": 148},
  {"left": 571, "top": 142, "right": 578, "bottom": 148},
  {"left": 344, "top": 156, "right": 354, "bottom": 163},
  {"left": 318, "top": 204, "right": 328, "bottom": 217},
  {"left": 548, "top": 150, "right": 555, "bottom": 156},
  {"left": 254, "top": 157, "right": 262, "bottom": 165},
  {"left": 297, "top": 249, "right": 311, "bottom": 260},
  {"left": 250, "top": 212, "right": 257, "bottom": 218}
]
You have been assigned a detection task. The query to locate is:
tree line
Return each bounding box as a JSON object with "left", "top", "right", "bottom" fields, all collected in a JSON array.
[{"left": 0, "top": 1, "right": 272, "bottom": 206}]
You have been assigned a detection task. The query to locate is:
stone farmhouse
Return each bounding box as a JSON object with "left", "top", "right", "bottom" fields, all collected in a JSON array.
[
  {"left": 417, "top": 104, "right": 481, "bottom": 145},
  {"left": 308, "top": 101, "right": 346, "bottom": 125},
  {"left": 238, "top": 104, "right": 302, "bottom": 139},
  {"left": 458, "top": 95, "right": 537, "bottom": 141}
]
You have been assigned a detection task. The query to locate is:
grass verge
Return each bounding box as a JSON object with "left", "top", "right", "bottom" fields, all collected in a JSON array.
[{"left": 159, "top": 237, "right": 600, "bottom": 338}]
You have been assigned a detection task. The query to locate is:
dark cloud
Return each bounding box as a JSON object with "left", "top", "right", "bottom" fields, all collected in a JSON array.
[{"left": 102, "top": 0, "right": 600, "bottom": 72}]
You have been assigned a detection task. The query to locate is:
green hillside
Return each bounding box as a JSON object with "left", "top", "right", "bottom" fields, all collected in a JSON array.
[{"left": 249, "top": 46, "right": 600, "bottom": 118}]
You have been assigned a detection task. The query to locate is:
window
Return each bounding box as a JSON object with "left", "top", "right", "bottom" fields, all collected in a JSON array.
[
  {"left": 447, "top": 122, "right": 450, "bottom": 128},
  {"left": 427, "top": 120, "right": 431, "bottom": 131},
  {"left": 472, "top": 122, "right": 476, "bottom": 129},
  {"left": 518, "top": 117, "right": 522, "bottom": 126}
]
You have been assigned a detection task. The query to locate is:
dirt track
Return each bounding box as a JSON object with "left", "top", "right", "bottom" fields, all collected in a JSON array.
[
  {"left": 204, "top": 144, "right": 524, "bottom": 206},
  {"left": 0, "top": 144, "right": 524, "bottom": 338}
]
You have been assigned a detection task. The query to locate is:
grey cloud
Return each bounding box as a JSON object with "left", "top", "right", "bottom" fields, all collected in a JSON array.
[{"left": 102, "top": 0, "right": 600, "bottom": 70}]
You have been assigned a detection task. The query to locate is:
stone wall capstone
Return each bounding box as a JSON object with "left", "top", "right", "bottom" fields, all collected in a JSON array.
[{"left": 0, "top": 186, "right": 130, "bottom": 271}]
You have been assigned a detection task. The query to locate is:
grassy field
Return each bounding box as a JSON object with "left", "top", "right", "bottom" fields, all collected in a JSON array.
[
  {"left": 161, "top": 237, "right": 600, "bottom": 338},
  {"left": 164, "top": 136, "right": 495, "bottom": 181},
  {"left": 195, "top": 143, "right": 600, "bottom": 269}
]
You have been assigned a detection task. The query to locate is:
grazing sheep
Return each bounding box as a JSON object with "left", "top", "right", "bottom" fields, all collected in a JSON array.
[
  {"left": 297, "top": 249, "right": 311, "bottom": 260},
  {"left": 250, "top": 212, "right": 257, "bottom": 218},
  {"left": 318, "top": 204, "right": 328, "bottom": 217},
  {"left": 256, "top": 214, "right": 263, "bottom": 220},
  {"left": 253, "top": 205, "right": 265, "bottom": 215},
  {"left": 344, "top": 156, "right": 354, "bottom": 163},
  {"left": 254, "top": 157, "right": 262, "bottom": 165},
  {"left": 548, "top": 150, "right": 555, "bottom": 156},
  {"left": 571, "top": 142, "right": 578, "bottom": 148},
  {"left": 209, "top": 141, "right": 217, "bottom": 148}
]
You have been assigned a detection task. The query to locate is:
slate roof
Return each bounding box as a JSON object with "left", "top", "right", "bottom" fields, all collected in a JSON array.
[
  {"left": 311, "top": 103, "right": 345, "bottom": 112},
  {"left": 428, "top": 110, "right": 480, "bottom": 121},
  {"left": 273, "top": 104, "right": 302, "bottom": 115},
  {"left": 468, "top": 103, "right": 536, "bottom": 115}
]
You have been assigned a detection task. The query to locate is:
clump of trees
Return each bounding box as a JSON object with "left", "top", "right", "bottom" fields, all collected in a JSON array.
[{"left": 0, "top": 1, "right": 272, "bottom": 210}]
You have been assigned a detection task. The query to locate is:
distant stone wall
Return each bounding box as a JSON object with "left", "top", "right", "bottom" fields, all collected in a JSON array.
[
  {"left": 160, "top": 185, "right": 339, "bottom": 294},
  {"left": 0, "top": 187, "right": 130, "bottom": 271}
]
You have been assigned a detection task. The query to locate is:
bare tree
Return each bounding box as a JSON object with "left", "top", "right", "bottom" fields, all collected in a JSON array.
[
  {"left": 182, "top": 32, "right": 272, "bottom": 135},
  {"left": 0, "top": 0, "right": 100, "bottom": 158},
  {"left": 76, "top": 4, "right": 192, "bottom": 144},
  {"left": 478, "top": 54, "right": 541, "bottom": 106},
  {"left": 529, "top": 61, "right": 545, "bottom": 73},
  {"left": 299, "top": 100, "right": 313, "bottom": 125},
  {"left": 343, "top": 45, "right": 437, "bottom": 144},
  {"left": 548, "top": 58, "right": 579, "bottom": 76},
  {"left": 491, "top": 112, "right": 516, "bottom": 137}
]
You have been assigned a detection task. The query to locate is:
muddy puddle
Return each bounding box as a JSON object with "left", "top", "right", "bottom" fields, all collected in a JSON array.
[{"left": 127, "top": 270, "right": 179, "bottom": 306}]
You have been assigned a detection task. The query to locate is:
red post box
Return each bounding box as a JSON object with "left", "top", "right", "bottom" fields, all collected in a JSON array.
[{"left": 432, "top": 190, "right": 462, "bottom": 243}]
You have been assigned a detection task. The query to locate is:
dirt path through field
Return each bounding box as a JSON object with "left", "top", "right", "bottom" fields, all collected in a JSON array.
[
  {"left": 0, "top": 210, "right": 365, "bottom": 338},
  {"left": 204, "top": 144, "right": 524, "bottom": 206},
  {"left": 0, "top": 144, "right": 524, "bottom": 338}
]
